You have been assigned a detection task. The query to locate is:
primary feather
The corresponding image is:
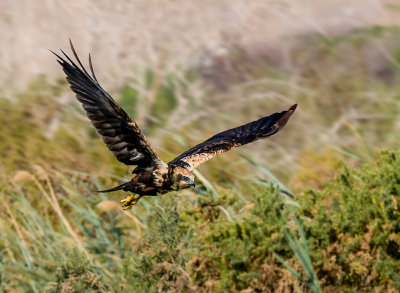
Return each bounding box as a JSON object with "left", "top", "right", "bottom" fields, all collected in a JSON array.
[{"left": 52, "top": 41, "right": 165, "bottom": 171}]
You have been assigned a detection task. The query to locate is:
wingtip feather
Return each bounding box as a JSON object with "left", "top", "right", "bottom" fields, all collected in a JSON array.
[
  {"left": 49, "top": 49, "right": 64, "bottom": 62},
  {"left": 88, "top": 53, "right": 99, "bottom": 83},
  {"left": 289, "top": 104, "right": 297, "bottom": 111},
  {"left": 275, "top": 104, "right": 297, "bottom": 129}
]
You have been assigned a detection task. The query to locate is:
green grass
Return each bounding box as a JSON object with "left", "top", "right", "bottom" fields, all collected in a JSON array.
[{"left": 4, "top": 151, "right": 400, "bottom": 291}]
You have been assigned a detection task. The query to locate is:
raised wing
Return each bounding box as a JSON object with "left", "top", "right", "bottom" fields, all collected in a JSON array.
[
  {"left": 169, "top": 104, "right": 297, "bottom": 170},
  {"left": 53, "top": 41, "right": 164, "bottom": 171}
]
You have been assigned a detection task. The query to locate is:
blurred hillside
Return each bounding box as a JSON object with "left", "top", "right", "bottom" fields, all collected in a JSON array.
[{"left": 1, "top": 0, "right": 400, "bottom": 91}]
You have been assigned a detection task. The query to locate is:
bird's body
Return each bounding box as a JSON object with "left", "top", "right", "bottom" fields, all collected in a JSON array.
[
  {"left": 53, "top": 41, "right": 296, "bottom": 209},
  {"left": 108, "top": 165, "right": 195, "bottom": 207}
]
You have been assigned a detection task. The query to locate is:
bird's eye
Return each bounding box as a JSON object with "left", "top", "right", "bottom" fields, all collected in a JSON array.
[{"left": 183, "top": 176, "right": 190, "bottom": 181}]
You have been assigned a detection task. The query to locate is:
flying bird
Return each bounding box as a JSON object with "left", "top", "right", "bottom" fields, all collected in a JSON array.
[{"left": 53, "top": 41, "right": 297, "bottom": 209}]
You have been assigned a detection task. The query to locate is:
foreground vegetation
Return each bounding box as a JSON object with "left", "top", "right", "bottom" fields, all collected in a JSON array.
[
  {"left": 1, "top": 26, "right": 400, "bottom": 292},
  {"left": 3, "top": 147, "right": 400, "bottom": 292}
]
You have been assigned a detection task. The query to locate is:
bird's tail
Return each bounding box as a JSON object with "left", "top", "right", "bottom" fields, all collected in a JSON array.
[{"left": 97, "top": 181, "right": 130, "bottom": 193}]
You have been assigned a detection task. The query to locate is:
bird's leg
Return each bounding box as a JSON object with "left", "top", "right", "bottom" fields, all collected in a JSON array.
[{"left": 120, "top": 194, "right": 143, "bottom": 210}]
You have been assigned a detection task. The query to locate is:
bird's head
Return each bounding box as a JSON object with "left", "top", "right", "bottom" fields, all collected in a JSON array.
[{"left": 171, "top": 167, "right": 195, "bottom": 190}]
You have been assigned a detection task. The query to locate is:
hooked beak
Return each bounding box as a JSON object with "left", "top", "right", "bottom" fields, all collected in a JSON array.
[{"left": 191, "top": 181, "right": 196, "bottom": 188}]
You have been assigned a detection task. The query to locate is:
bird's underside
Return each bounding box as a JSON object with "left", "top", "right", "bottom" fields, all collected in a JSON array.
[{"left": 54, "top": 41, "right": 297, "bottom": 209}]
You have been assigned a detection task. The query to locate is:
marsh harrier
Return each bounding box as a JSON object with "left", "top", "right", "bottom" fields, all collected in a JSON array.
[{"left": 53, "top": 41, "right": 296, "bottom": 209}]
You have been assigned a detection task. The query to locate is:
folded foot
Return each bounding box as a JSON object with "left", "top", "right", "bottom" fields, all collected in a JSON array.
[{"left": 121, "top": 194, "right": 142, "bottom": 210}]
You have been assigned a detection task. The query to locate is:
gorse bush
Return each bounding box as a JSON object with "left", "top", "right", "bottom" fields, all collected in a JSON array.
[
  {"left": 122, "top": 197, "right": 193, "bottom": 292},
  {"left": 298, "top": 150, "right": 400, "bottom": 291},
  {"left": 119, "top": 151, "right": 400, "bottom": 292},
  {"left": 51, "top": 249, "right": 110, "bottom": 292},
  {"left": 192, "top": 187, "right": 291, "bottom": 290},
  {"left": 175, "top": 151, "right": 400, "bottom": 292}
]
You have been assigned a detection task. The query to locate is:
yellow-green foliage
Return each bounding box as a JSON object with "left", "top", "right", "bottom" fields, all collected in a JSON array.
[
  {"left": 298, "top": 150, "right": 400, "bottom": 291},
  {"left": 3, "top": 150, "right": 400, "bottom": 291}
]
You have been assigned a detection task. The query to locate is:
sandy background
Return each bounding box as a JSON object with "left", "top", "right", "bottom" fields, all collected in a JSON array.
[{"left": 1, "top": 0, "right": 399, "bottom": 91}]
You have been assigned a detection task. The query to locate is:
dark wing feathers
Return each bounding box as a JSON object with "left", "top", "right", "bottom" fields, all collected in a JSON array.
[
  {"left": 169, "top": 104, "right": 296, "bottom": 170},
  {"left": 53, "top": 41, "right": 164, "bottom": 169}
]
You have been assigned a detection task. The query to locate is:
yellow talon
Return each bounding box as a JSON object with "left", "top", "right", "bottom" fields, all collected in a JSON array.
[{"left": 120, "top": 194, "right": 141, "bottom": 209}]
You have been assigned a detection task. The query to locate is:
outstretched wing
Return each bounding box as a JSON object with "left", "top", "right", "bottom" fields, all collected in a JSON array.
[
  {"left": 53, "top": 41, "right": 165, "bottom": 170},
  {"left": 169, "top": 104, "right": 297, "bottom": 170}
]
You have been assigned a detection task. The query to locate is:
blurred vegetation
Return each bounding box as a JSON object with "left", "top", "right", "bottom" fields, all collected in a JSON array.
[{"left": 1, "top": 26, "right": 400, "bottom": 292}]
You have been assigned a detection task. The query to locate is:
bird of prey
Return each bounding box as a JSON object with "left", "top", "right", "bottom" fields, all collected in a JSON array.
[{"left": 53, "top": 41, "right": 297, "bottom": 209}]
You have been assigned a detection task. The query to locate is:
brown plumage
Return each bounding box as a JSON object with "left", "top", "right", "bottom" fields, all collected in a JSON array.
[{"left": 53, "top": 41, "right": 297, "bottom": 209}]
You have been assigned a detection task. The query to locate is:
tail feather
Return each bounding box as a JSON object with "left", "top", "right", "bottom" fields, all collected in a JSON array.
[{"left": 97, "top": 181, "right": 130, "bottom": 193}]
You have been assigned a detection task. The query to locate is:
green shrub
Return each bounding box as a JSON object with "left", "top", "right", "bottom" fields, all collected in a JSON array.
[
  {"left": 299, "top": 150, "right": 400, "bottom": 291},
  {"left": 122, "top": 196, "right": 192, "bottom": 292}
]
